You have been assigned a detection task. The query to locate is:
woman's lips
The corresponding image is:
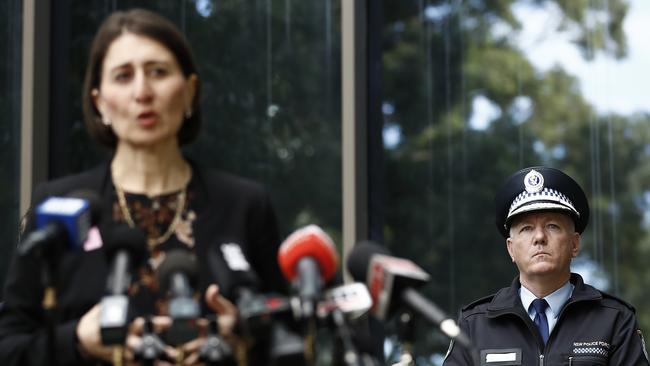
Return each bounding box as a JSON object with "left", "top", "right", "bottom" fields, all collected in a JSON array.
[{"left": 137, "top": 112, "right": 157, "bottom": 127}]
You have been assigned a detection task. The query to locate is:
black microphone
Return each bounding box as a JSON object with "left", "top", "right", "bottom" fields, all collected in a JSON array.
[
  {"left": 207, "top": 242, "right": 305, "bottom": 365},
  {"left": 317, "top": 283, "right": 376, "bottom": 366},
  {"left": 208, "top": 242, "right": 294, "bottom": 325},
  {"left": 100, "top": 224, "right": 148, "bottom": 345},
  {"left": 208, "top": 242, "right": 260, "bottom": 301},
  {"left": 202, "top": 242, "right": 264, "bottom": 364},
  {"left": 208, "top": 242, "right": 263, "bottom": 326},
  {"left": 346, "top": 241, "right": 472, "bottom": 349},
  {"left": 18, "top": 191, "right": 101, "bottom": 256},
  {"left": 157, "top": 250, "right": 200, "bottom": 346}
]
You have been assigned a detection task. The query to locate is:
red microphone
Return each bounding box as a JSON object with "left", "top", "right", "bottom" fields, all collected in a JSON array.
[{"left": 278, "top": 225, "right": 339, "bottom": 318}]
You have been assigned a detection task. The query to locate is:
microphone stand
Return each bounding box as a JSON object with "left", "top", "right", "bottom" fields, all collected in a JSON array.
[
  {"left": 269, "top": 321, "right": 308, "bottom": 366},
  {"left": 393, "top": 310, "right": 416, "bottom": 366},
  {"left": 331, "top": 309, "right": 363, "bottom": 366},
  {"left": 41, "top": 257, "right": 58, "bottom": 366},
  {"left": 400, "top": 289, "right": 480, "bottom": 366}
]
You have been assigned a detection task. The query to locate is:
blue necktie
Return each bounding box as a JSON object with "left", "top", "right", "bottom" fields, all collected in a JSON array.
[{"left": 531, "top": 298, "right": 549, "bottom": 344}]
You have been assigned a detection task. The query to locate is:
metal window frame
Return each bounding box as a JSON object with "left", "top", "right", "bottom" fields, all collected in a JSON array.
[
  {"left": 20, "top": 0, "right": 50, "bottom": 216},
  {"left": 342, "top": 0, "right": 384, "bottom": 277}
]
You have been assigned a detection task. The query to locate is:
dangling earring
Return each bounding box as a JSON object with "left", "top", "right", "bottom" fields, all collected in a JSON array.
[{"left": 184, "top": 108, "right": 193, "bottom": 119}]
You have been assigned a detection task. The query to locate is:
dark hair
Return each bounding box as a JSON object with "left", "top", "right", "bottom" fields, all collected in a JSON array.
[{"left": 82, "top": 8, "right": 201, "bottom": 148}]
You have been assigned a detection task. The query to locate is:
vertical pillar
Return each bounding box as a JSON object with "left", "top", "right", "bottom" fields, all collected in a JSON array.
[
  {"left": 342, "top": 0, "right": 368, "bottom": 280},
  {"left": 20, "top": 0, "right": 50, "bottom": 215}
]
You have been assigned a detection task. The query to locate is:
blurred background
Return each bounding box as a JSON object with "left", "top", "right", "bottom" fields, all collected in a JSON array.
[{"left": 2, "top": 0, "right": 649, "bottom": 364}]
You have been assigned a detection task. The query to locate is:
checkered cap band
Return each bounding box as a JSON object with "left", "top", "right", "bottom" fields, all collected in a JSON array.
[{"left": 506, "top": 187, "right": 579, "bottom": 224}]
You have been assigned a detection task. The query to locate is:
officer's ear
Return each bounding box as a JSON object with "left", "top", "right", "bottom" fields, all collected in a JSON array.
[
  {"left": 570, "top": 233, "right": 580, "bottom": 258},
  {"left": 506, "top": 238, "right": 515, "bottom": 263}
]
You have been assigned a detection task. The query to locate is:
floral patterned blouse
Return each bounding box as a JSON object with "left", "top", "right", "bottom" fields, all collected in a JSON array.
[{"left": 112, "top": 187, "right": 198, "bottom": 315}]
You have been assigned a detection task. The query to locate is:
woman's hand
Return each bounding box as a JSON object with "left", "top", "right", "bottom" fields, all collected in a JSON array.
[
  {"left": 76, "top": 304, "right": 116, "bottom": 362},
  {"left": 125, "top": 316, "right": 177, "bottom": 365},
  {"left": 204, "top": 284, "right": 238, "bottom": 335},
  {"left": 172, "top": 284, "right": 239, "bottom": 365},
  {"left": 77, "top": 304, "right": 179, "bottom": 365},
  {"left": 77, "top": 285, "right": 239, "bottom": 365}
]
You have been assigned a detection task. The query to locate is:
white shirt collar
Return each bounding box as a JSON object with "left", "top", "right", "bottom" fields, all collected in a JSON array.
[{"left": 520, "top": 280, "right": 574, "bottom": 320}]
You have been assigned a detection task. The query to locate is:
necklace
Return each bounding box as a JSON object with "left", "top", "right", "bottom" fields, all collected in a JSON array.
[{"left": 114, "top": 182, "right": 187, "bottom": 248}]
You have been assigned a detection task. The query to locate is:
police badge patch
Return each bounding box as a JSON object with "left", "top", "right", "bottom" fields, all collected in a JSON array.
[
  {"left": 570, "top": 341, "right": 610, "bottom": 363},
  {"left": 523, "top": 169, "right": 544, "bottom": 193}
]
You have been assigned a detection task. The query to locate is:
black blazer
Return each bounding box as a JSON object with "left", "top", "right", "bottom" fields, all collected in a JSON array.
[{"left": 0, "top": 162, "right": 285, "bottom": 365}]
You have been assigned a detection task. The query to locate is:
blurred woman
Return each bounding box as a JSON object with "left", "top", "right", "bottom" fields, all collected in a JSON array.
[{"left": 0, "top": 8, "right": 284, "bottom": 365}]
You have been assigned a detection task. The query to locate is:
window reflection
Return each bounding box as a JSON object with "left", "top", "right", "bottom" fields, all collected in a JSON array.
[
  {"left": 0, "top": 0, "right": 22, "bottom": 298},
  {"left": 60, "top": 0, "right": 342, "bottom": 243}
]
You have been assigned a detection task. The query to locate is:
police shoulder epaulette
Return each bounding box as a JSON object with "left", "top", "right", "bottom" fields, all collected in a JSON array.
[
  {"left": 600, "top": 291, "right": 636, "bottom": 312},
  {"left": 461, "top": 293, "right": 495, "bottom": 312}
]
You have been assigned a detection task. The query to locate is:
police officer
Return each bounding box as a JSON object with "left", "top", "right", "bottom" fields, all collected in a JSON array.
[{"left": 443, "top": 166, "right": 650, "bottom": 366}]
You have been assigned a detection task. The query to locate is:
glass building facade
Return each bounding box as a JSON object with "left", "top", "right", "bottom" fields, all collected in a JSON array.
[
  {"left": 380, "top": 1, "right": 650, "bottom": 363},
  {"left": 0, "top": 0, "right": 22, "bottom": 289}
]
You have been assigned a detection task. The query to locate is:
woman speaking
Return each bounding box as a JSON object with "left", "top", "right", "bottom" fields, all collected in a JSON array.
[{"left": 0, "top": 8, "right": 285, "bottom": 365}]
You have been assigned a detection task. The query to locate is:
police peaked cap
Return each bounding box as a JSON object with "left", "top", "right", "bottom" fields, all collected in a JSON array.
[{"left": 494, "top": 166, "right": 589, "bottom": 238}]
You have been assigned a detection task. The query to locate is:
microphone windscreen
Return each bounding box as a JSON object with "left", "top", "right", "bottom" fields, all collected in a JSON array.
[
  {"left": 68, "top": 189, "right": 102, "bottom": 225},
  {"left": 345, "top": 241, "right": 390, "bottom": 282},
  {"left": 103, "top": 224, "right": 148, "bottom": 267},
  {"left": 156, "top": 249, "right": 198, "bottom": 294},
  {"left": 278, "top": 225, "right": 339, "bottom": 282}
]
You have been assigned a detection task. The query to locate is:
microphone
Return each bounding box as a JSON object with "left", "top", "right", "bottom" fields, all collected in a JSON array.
[
  {"left": 18, "top": 192, "right": 100, "bottom": 256},
  {"left": 18, "top": 191, "right": 101, "bottom": 365},
  {"left": 278, "top": 225, "right": 339, "bottom": 318},
  {"left": 207, "top": 242, "right": 275, "bottom": 328},
  {"left": 157, "top": 250, "right": 201, "bottom": 346},
  {"left": 207, "top": 242, "right": 301, "bottom": 364},
  {"left": 208, "top": 242, "right": 260, "bottom": 301},
  {"left": 317, "top": 282, "right": 373, "bottom": 319},
  {"left": 208, "top": 242, "right": 304, "bottom": 354},
  {"left": 346, "top": 241, "right": 472, "bottom": 349},
  {"left": 100, "top": 224, "right": 148, "bottom": 345},
  {"left": 318, "top": 283, "right": 376, "bottom": 366}
]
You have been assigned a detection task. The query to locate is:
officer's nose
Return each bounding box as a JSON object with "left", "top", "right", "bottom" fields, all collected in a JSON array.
[{"left": 532, "top": 225, "right": 547, "bottom": 245}]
